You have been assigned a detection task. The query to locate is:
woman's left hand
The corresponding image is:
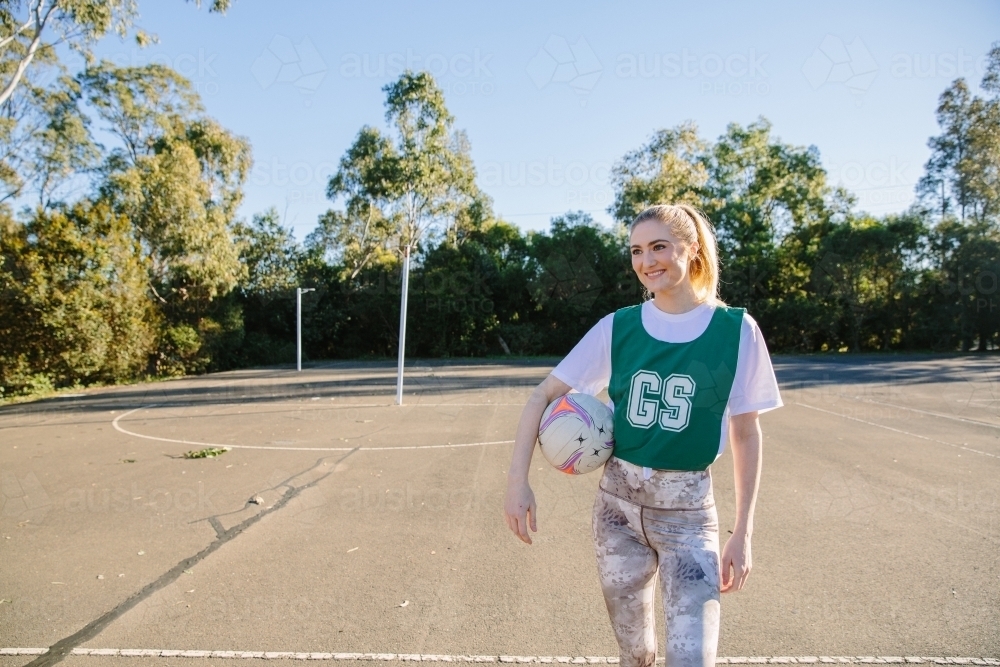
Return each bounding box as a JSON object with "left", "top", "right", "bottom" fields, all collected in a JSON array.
[{"left": 719, "top": 531, "right": 751, "bottom": 593}]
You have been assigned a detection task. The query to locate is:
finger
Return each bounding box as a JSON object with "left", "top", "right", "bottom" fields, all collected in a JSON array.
[
  {"left": 719, "top": 558, "right": 733, "bottom": 592},
  {"left": 509, "top": 511, "right": 523, "bottom": 541},
  {"left": 738, "top": 565, "right": 751, "bottom": 591},
  {"left": 516, "top": 513, "right": 531, "bottom": 544},
  {"left": 731, "top": 562, "right": 746, "bottom": 591},
  {"left": 529, "top": 501, "right": 538, "bottom": 532}
]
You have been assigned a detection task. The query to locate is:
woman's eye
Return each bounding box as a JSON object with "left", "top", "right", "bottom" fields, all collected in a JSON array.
[
  {"left": 631, "top": 249, "right": 641, "bottom": 255},
  {"left": 653, "top": 244, "right": 666, "bottom": 251}
]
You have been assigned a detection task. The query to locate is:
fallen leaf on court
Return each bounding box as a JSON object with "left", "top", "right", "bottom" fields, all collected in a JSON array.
[
  {"left": 398, "top": 600, "right": 409, "bottom": 607},
  {"left": 121, "top": 459, "right": 136, "bottom": 463},
  {"left": 347, "top": 547, "right": 358, "bottom": 553},
  {"left": 0, "top": 599, "right": 10, "bottom": 604},
  {"left": 118, "top": 573, "right": 124, "bottom": 577},
  {"left": 356, "top": 419, "right": 373, "bottom": 423},
  {"left": 186, "top": 589, "right": 195, "bottom": 593},
  {"left": 249, "top": 495, "right": 264, "bottom": 505},
  {"left": 183, "top": 569, "right": 193, "bottom": 574},
  {"left": 182, "top": 447, "right": 230, "bottom": 459},
  {"left": 96, "top": 575, "right": 104, "bottom": 580},
  {"left": 137, "top": 551, "right": 145, "bottom": 555}
]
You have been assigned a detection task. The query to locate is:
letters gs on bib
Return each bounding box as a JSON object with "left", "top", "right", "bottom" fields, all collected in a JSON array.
[{"left": 627, "top": 370, "right": 696, "bottom": 431}]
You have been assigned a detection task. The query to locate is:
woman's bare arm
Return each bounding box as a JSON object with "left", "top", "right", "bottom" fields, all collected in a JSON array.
[
  {"left": 503, "top": 373, "right": 571, "bottom": 545},
  {"left": 720, "top": 410, "right": 762, "bottom": 592}
]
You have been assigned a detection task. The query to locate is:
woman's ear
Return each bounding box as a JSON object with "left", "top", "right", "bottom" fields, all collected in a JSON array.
[{"left": 687, "top": 244, "right": 700, "bottom": 269}]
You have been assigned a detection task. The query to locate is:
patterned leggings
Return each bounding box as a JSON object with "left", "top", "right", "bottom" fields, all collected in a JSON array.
[{"left": 592, "top": 457, "right": 721, "bottom": 667}]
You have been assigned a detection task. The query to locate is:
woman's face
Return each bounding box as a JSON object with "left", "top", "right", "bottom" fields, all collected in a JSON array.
[{"left": 629, "top": 219, "right": 699, "bottom": 295}]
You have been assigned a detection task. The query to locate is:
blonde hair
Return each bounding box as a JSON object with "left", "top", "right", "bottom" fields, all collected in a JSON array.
[{"left": 629, "top": 204, "right": 723, "bottom": 304}]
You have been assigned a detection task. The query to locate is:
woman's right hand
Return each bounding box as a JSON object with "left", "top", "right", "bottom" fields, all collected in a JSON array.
[
  {"left": 504, "top": 480, "right": 538, "bottom": 545},
  {"left": 503, "top": 373, "right": 570, "bottom": 546}
]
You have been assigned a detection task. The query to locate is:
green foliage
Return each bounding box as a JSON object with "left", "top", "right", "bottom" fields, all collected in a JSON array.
[
  {"left": 221, "top": 208, "right": 300, "bottom": 368},
  {"left": 5, "top": 42, "right": 1000, "bottom": 400},
  {"left": 609, "top": 121, "right": 708, "bottom": 221},
  {"left": 320, "top": 71, "right": 486, "bottom": 263},
  {"left": 182, "top": 446, "right": 229, "bottom": 458},
  {"left": 84, "top": 62, "right": 251, "bottom": 306},
  {"left": 0, "top": 201, "right": 156, "bottom": 394}
]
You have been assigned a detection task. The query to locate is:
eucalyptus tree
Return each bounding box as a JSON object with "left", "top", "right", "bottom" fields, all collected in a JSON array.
[
  {"left": 608, "top": 121, "right": 709, "bottom": 222},
  {"left": 0, "top": 0, "right": 231, "bottom": 205},
  {"left": 918, "top": 42, "right": 1000, "bottom": 225},
  {"left": 81, "top": 61, "right": 252, "bottom": 310},
  {"left": 0, "top": 0, "right": 231, "bottom": 106},
  {"left": 323, "top": 71, "right": 484, "bottom": 403}
]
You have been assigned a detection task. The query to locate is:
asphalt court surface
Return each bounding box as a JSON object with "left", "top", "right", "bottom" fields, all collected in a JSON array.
[{"left": 1, "top": 356, "right": 999, "bottom": 662}]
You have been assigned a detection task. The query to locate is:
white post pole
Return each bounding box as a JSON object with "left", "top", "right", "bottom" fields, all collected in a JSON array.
[
  {"left": 395, "top": 246, "right": 411, "bottom": 405},
  {"left": 296, "top": 288, "right": 314, "bottom": 372},
  {"left": 296, "top": 287, "right": 303, "bottom": 372}
]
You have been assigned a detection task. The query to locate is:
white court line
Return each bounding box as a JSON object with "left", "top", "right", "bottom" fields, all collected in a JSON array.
[
  {"left": 795, "top": 403, "right": 998, "bottom": 459},
  {"left": 849, "top": 397, "right": 1000, "bottom": 430},
  {"left": 112, "top": 406, "right": 513, "bottom": 452},
  {"left": 3, "top": 649, "right": 996, "bottom": 664}
]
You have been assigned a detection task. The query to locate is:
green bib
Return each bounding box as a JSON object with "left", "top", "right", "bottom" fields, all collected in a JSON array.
[{"left": 608, "top": 303, "right": 743, "bottom": 471}]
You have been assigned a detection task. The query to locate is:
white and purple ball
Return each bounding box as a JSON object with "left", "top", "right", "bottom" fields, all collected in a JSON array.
[{"left": 537, "top": 393, "right": 615, "bottom": 475}]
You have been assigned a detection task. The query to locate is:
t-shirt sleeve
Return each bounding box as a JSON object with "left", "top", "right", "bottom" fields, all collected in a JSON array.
[
  {"left": 729, "top": 313, "right": 783, "bottom": 415},
  {"left": 550, "top": 313, "right": 613, "bottom": 396}
]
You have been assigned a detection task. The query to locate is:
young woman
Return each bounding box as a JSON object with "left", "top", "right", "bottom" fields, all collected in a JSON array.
[{"left": 503, "top": 204, "right": 782, "bottom": 667}]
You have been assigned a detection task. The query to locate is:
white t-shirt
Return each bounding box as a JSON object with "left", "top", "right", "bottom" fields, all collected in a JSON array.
[{"left": 550, "top": 300, "right": 782, "bottom": 469}]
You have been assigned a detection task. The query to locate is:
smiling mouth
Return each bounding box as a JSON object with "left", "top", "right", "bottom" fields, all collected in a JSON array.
[{"left": 644, "top": 269, "right": 665, "bottom": 277}]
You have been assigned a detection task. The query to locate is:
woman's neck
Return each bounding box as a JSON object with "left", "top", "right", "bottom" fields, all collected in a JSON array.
[{"left": 651, "top": 283, "right": 703, "bottom": 315}]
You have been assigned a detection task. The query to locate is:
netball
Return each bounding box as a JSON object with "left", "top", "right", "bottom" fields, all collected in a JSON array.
[{"left": 537, "top": 393, "right": 615, "bottom": 474}]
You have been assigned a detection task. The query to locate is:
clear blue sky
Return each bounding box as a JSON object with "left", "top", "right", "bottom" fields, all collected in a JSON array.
[{"left": 91, "top": 0, "right": 1000, "bottom": 239}]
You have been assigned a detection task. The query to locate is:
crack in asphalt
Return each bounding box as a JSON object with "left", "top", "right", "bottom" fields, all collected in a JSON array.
[{"left": 25, "top": 447, "right": 360, "bottom": 667}]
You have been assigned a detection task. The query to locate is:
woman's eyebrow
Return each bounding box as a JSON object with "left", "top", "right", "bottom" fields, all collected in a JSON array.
[{"left": 629, "top": 239, "right": 670, "bottom": 248}]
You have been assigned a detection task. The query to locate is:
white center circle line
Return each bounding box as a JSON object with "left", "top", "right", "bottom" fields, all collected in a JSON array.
[{"left": 111, "top": 405, "right": 514, "bottom": 452}]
